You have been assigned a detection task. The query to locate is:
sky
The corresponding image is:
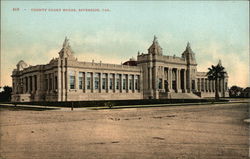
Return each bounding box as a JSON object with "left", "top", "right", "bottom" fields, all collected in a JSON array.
[{"left": 1, "top": 1, "right": 249, "bottom": 88}]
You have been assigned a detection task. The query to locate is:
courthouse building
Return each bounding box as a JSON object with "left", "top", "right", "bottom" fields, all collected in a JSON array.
[{"left": 11, "top": 36, "right": 229, "bottom": 102}]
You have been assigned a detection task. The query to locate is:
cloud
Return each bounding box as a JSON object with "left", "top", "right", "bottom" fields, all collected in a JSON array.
[
  {"left": 196, "top": 41, "right": 249, "bottom": 88},
  {"left": 1, "top": 31, "right": 249, "bottom": 89}
]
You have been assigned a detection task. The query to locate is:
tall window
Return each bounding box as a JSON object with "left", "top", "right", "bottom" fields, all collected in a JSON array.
[
  {"left": 30, "top": 76, "right": 33, "bottom": 91},
  {"left": 205, "top": 79, "right": 207, "bottom": 91},
  {"left": 197, "top": 78, "right": 200, "bottom": 91},
  {"left": 45, "top": 78, "right": 48, "bottom": 91},
  {"left": 158, "top": 78, "right": 163, "bottom": 89},
  {"left": 69, "top": 71, "right": 75, "bottom": 89},
  {"left": 34, "top": 75, "right": 37, "bottom": 91},
  {"left": 116, "top": 74, "right": 120, "bottom": 90},
  {"left": 102, "top": 74, "right": 106, "bottom": 90},
  {"left": 87, "top": 73, "right": 91, "bottom": 90},
  {"left": 192, "top": 80, "right": 195, "bottom": 90},
  {"left": 201, "top": 79, "right": 204, "bottom": 91},
  {"left": 79, "top": 72, "right": 83, "bottom": 89},
  {"left": 122, "top": 75, "right": 126, "bottom": 90},
  {"left": 129, "top": 75, "right": 133, "bottom": 90},
  {"left": 55, "top": 76, "right": 58, "bottom": 90},
  {"left": 109, "top": 74, "right": 113, "bottom": 90},
  {"left": 135, "top": 75, "right": 139, "bottom": 90},
  {"left": 94, "top": 73, "right": 99, "bottom": 90}
]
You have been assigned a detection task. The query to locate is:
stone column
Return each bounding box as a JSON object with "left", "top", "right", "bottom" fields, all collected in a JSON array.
[
  {"left": 126, "top": 74, "right": 129, "bottom": 93},
  {"left": 75, "top": 71, "right": 79, "bottom": 90},
  {"left": 153, "top": 66, "right": 157, "bottom": 91},
  {"left": 199, "top": 78, "right": 202, "bottom": 92},
  {"left": 168, "top": 68, "right": 173, "bottom": 92},
  {"left": 176, "top": 69, "right": 180, "bottom": 92},
  {"left": 203, "top": 78, "right": 206, "bottom": 92},
  {"left": 176, "top": 69, "right": 179, "bottom": 92},
  {"left": 30, "top": 76, "right": 33, "bottom": 93},
  {"left": 57, "top": 67, "right": 61, "bottom": 101},
  {"left": 205, "top": 79, "right": 208, "bottom": 92},
  {"left": 211, "top": 80, "right": 214, "bottom": 92},
  {"left": 84, "top": 72, "right": 87, "bottom": 93},
  {"left": 179, "top": 69, "right": 182, "bottom": 92},
  {"left": 148, "top": 67, "right": 152, "bottom": 89},
  {"left": 139, "top": 75, "right": 143, "bottom": 93},
  {"left": 32, "top": 75, "right": 36, "bottom": 93},
  {"left": 132, "top": 75, "right": 135, "bottom": 93},
  {"left": 106, "top": 73, "right": 109, "bottom": 93},
  {"left": 36, "top": 74, "right": 40, "bottom": 93},
  {"left": 23, "top": 77, "right": 26, "bottom": 93},
  {"left": 210, "top": 80, "right": 213, "bottom": 92},
  {"left": 221, "top": 78, "right": 225, "bottom": 97},
  {"left": 119, "top": 74, "right": 122, "bottom": 92},
  {"left": 61, "top": 61, "right": 66, "bottom": 101},
  {"left": 162, "top": 68, "right": 165, "bottom": 92},
  {"left": 183, "top": 69, "right": 186, "bottom": 92},
  {"left": 91, "top": 72, "right": 94, "bottom": 93},
  {"left": 27, "top": 76, "right": 30, "bottom": 93},
  {"left": 207, "top": 79, "right": 209, "bottom": 92},
  {"left": 207, "top": 80, "right": 209, "bottom": 92},
  {"left": 46, "top": 74, "right": 48, "bottom": 92},
  {"left": 99, "top": 73, "right": 102, "bottom": 93},
  {"left": 113, "top": 74, "right": 116, "bottom": 93}
]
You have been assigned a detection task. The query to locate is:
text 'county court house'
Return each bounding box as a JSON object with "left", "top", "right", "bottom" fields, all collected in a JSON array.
[{"left": 11, "top": 36, "right": 229, "bottom": 102}]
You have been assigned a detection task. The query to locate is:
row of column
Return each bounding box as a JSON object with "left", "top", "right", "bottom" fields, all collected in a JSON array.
[
  {"left": 197, "top": 78, "right": 227, "bottom": 93},
  {"left": 14, "top": 75, "right": 39, "bottom": 94},
  {"left": 150, "top": 67, "right": 194, "bottom": 93},
  {"left": 69, "top": 71, "right": 141, "bottom": 93}
]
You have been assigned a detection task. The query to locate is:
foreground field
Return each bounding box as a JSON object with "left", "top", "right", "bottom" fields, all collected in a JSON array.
[{"left": 0, "top": 102, "right": 249, "bottom": 159}]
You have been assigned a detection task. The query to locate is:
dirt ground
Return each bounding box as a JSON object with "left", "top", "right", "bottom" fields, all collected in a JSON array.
[{"left": 0, "top": 101, "right": 249, "bottom": 159}]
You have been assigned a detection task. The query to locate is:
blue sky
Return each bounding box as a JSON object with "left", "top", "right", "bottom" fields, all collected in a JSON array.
[{"left": 1, "top": 1, "right": 249, "bottom": 87}]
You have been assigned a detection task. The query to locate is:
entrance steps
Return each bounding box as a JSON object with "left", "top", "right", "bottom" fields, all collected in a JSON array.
[{"left": 159, "top": 92, "right": 201, "bottom": 99}]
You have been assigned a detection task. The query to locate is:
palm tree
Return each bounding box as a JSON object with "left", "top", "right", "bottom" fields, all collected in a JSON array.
[{"left": 206, "top": 60, "right": 226, "bottom": 101}]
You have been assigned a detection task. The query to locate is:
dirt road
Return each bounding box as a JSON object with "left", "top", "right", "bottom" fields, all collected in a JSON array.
[{"left": 0, "top": 102, "right": 249, "bottom": 159}]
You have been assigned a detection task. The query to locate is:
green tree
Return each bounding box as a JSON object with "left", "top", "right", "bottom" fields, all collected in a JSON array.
[
  {"left": 229, "top": 85, "right": 243, "bottom": 97},
  {"left": 206, "top": 61, "right": 226, "bottom": 101},
  {"left": 0, "top": 86, "right": 12, "bottom": 102}
]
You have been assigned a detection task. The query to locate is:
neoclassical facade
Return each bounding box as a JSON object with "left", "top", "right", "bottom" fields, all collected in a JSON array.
[{"left": 11, "top": 36, "right": 229, "bottom": 102}]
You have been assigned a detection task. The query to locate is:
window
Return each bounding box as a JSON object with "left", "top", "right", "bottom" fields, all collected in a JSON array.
[
  {"left": 69, "top": 71, "right": 75, "bottom": 89},
  {"left": 87, "top": 73, "right": 91, "bottom": 90},
  {"left": 45, "top": 78, "right": 48, "bottom": 91},
  {"left": 122, "top": 75, "right": 126, "bottom": 90},
  {"left": 94, "top": 73, "right": 99, "bottom": 90},
  {"left": 158, "top": 78, "right": 162, "bottom": 89},
  {"left": 201, "top": 79, "right": 204, "bottom": 91},
  {"left": 49, "top": 76, "right": 52, "bottom": 90},
  {"left": 79, "top": 72, "right": 83, "bottom": 89},
  {"left": 102, "top": 74, "right": 107, "bottom": 90},
  {"left": 30, "top": 76, "right": 33, "bottom": 91},
  {"left": 109, "top": 74, "right": 113, "bottom": 90},
  {"left": 34, "top": 75, "right": 37, "bottom": 91},
  {"left": 116, "top": 74, "right": 120, "bottom": 90},
  {"left": 192, "top": 80, "right": 195, "bottom": 90},
  {"left": 54, "top": 76, "right": 57, "bottom": 90},
  {"left": 135, "top": 76, "right": 139, "bottom": 90},
  {"left": 197, "top": 78, "right": 200, "bottom": 91},
  {"left": 129, "top": 75, "right": 133, "bottom": 90},
  {"left": 70, "top": 76, "right": 75, "bottom": 89}
]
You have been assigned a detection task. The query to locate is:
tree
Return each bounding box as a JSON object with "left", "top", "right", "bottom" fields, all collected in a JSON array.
[
  {"left": 0, "top": 86, "right": 12, "bottom": 102},
  {"left": 206, "top": 61, "right": 226, "bottom": 101},
  {"left": 229, "top": 85, "right": 243, "bottom": 97}
]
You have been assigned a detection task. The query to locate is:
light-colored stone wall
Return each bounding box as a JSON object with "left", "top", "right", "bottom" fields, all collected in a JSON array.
[{"left": 11, "top": 37, "right": 229, "bottom": 102}]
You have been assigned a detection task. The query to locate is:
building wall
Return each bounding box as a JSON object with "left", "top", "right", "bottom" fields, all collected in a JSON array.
[{"left": 11, "top": 37, "right": 229, "bottom": 102}]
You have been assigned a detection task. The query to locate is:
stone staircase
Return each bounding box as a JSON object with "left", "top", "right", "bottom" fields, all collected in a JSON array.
[{"left": 160, "top": 92, "right": 201, "bottom": 99}]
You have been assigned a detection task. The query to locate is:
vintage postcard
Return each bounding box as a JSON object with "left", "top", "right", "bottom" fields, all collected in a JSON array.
[{"left": 0, "top": 1, "right": 249, "bottom": 159}]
